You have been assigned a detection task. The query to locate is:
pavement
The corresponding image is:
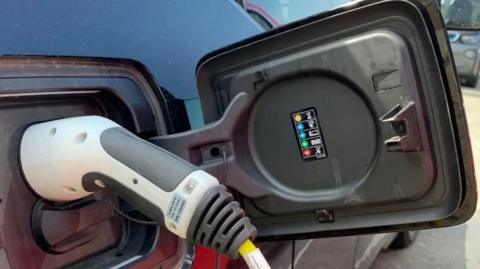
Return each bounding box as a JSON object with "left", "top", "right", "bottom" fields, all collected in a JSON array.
[{"left": 371, "top": 87, "right": 480, "bottom": 269}]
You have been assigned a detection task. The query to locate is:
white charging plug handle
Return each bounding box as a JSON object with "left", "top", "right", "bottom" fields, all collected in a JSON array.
[{"left": 20, "top": 116, "right": 219, "bottom": 238}]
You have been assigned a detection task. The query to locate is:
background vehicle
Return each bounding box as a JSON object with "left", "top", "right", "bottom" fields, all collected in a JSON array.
[
  {"left": 0, "top": 1, "right": 475, "bottom": 269},
  {"left": 442, "top": 0, "right": 480, "bottom": 87},
  {"left": 240, "top": 0, "right": 281, "bottom": 29},
  {"left": 241, "top": 0, "right": 353, "bottom": 25}
]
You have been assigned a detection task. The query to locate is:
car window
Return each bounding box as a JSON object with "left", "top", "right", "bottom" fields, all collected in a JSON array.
[{"left": 246, "top": 0, "right": 353, "bottom": 25}]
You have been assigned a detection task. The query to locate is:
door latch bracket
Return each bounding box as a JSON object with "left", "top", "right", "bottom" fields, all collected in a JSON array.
[{"left": 380, "top": 101, "right": 423, "bottom": 152}]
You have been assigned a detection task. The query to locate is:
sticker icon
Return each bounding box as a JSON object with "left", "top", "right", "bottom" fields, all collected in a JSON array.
[
  {"left": 301, "top": 140, "right": 309, "bottom": 148},
  {"left": 306, "top": 111, "right": 313, "bottom": 119},
  {"left": 294, "top": 114, "right": 302, "bottom": 122},
  {"left": 308, "top": 130, "right": 320, "bottom": 137},
  {"left": 291, "top": 107, "right": 327, "bottom": 161},
  {"left": 311, "top": 138, "right": 321, "bottom": 146},
  {"left": 315, "top": 145, "right": 325, "bottom": 156}
]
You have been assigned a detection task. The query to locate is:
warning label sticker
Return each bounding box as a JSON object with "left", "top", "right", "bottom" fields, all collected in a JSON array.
[
  {"left": 291, "top": 107, "right": 328, "bottom": 161},
  {"left": 167, "top": 193, "right": 186, "bottom": 224}
]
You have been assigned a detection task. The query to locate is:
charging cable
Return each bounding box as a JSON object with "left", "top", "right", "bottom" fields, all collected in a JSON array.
[{"left": 239, "top": 240, "right": 271, "bottom": 269}]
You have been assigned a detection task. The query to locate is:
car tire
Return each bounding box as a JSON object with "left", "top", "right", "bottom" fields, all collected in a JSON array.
[{"left": 389, "top": 231, "right": 419, "bottom": 249}]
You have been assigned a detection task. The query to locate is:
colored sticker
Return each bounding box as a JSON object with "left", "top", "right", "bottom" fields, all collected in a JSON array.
[{"left": 291, "top": 107, "right": 327, "bottom": 160}]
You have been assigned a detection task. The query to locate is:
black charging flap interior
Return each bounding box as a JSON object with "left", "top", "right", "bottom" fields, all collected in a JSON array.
[{"left": 157, "top": 0, "right": 477, "bottom": 239}]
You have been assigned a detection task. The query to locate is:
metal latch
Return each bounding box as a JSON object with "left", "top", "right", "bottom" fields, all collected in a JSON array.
[
  {"left": 314, "top": 209, "right": 335, "bottom": 223},
  {"left": 380, "top": 101, "right": 423, "bottom": 152}
]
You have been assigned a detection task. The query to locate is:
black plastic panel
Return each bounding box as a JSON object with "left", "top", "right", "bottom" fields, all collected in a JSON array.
[
  {"left": 250, "top": 74, "right": 378, "bottom": 198},
  {"left": 154, "top": 0, "right": 476, "bottom": 239}
]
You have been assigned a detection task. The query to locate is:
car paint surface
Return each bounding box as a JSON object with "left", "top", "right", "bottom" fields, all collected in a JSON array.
[{"left": 0, "top": 0, "right": 262, "bottom": 100}]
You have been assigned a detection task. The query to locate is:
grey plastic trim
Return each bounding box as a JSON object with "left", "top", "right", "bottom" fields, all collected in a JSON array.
[{"left": 101, "top": 127, "right": 196, "bottom": 192}]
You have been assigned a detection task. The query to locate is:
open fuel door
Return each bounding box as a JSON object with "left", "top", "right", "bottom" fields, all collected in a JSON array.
[{"left": 154, "top": 0, "right": 477, "bottom": 239}]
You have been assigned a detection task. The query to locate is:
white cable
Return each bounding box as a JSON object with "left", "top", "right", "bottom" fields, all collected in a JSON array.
[{"left": 239, "top": 240, "right": 271, "bottom": 269}]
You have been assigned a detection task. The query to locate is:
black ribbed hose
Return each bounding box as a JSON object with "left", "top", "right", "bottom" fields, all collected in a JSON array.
[{"left": 186, "top": 185, "right": 257, "bottom": 258}]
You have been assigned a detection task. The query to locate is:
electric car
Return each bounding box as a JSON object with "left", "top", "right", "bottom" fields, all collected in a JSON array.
[{"left": 0, "top": 1, "right": 476, "bottom": 269}]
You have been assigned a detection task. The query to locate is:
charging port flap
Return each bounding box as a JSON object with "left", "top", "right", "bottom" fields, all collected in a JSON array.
[{"left": 155, "top": 0, "right": 476, "bottom": 240}]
